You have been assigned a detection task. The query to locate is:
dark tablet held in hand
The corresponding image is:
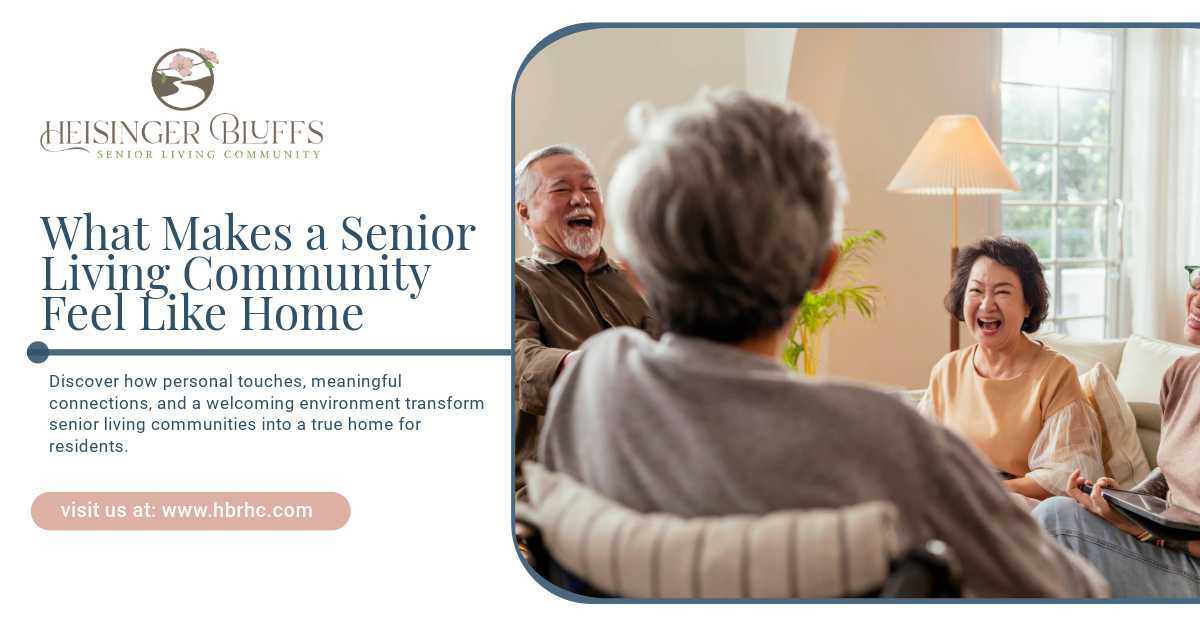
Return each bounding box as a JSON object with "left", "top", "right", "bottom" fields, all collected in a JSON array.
[{"left": 1080, "top": 483, "right": 1200, "bottom": 541}]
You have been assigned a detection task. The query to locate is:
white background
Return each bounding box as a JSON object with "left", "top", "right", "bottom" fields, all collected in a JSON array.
[{"left": 2, "top": 1, "right": 1197, "bottom": 625}]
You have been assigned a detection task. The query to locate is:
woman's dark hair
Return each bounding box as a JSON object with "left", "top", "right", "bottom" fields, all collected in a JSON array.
[{"left": 944, "top": 236, "right": 1049, "bottom": 333}]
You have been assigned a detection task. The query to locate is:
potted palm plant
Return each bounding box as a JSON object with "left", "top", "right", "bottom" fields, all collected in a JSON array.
[{"left": 783, "top": 230, "right": 886, "bottom": 376}]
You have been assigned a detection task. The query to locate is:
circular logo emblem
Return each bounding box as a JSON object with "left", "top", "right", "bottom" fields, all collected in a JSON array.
[{"left": 151, "top": 48, "right": 218, "bottom": 111}]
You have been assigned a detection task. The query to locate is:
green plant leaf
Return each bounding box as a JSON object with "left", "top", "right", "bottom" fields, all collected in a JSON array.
[
  {"left": 788, "top": 230, "right": 887, "bottom": 373},
  {"left": 160, "top": 72, "right": 167, "bottom": 84},
  {"left": 204, "top": 60, "right": 213, "bottom": 70}
]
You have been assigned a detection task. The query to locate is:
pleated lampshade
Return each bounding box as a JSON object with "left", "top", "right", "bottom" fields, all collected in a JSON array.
[{"left": 887, "top": 115, "right": 1020, "bottom": 195}]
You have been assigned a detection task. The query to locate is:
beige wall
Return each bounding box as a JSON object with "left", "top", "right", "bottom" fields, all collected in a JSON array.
[
  {"left": 788, "top": 28, "right": 999, "bottom": 389},
  {"left": 514, "top": 28, "right": 746, "bottom": 259}
]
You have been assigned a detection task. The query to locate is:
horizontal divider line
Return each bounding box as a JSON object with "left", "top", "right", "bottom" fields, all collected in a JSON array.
[{"left": 45, "top": 349, "right": 512, "bottom": 357}]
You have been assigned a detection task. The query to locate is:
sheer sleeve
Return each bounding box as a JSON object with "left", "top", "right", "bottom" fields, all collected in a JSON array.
[{"left": 1026, "top": 399, "right": 1105, "bottom": 496}]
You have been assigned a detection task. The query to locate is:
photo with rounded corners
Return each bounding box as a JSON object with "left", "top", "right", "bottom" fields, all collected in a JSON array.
[{"left": 511, "top": 23, "right": 1200, "bottom": 602}]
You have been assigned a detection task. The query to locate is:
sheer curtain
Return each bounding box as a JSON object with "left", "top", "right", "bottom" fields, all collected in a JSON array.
[{"left": 1122, "top": 29, "right": 1200, "bottom": 343}]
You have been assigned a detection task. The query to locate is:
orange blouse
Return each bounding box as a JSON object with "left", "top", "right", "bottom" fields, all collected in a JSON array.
[{"left": 918, "top": 342, "right": 1103, "bottom": 495}]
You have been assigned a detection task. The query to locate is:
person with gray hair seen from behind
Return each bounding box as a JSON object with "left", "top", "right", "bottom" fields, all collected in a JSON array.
[
  {"left": 514, "top": 144, "right": 655, "bottom": 496},
  {"left": 538, "top": 89, "right": 1108, "bottom": 597}
]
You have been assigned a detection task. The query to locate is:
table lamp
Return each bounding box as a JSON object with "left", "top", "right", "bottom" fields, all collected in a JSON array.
[{"left": 887, "top": 114, "right": 1021, "bottom": 351}]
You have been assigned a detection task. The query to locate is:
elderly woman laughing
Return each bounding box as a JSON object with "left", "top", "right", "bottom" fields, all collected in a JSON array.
[{"left": 919, "top": 237, "right": 1104, "bottom": 503}]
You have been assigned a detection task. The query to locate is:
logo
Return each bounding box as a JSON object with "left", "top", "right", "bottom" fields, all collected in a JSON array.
[
  {"left": 151, "top": 48, "right": 219, "bottom": 111},
  {"left": 41, "top": 46, "right": 324, "bottom": 159}
]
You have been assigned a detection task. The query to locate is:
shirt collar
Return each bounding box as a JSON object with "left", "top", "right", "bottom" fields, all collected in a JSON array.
[
  {"left": 658, "top": 333, "right": 788, "bottom": 373},
  {"left": 531, "top": 242, "right": 611, "bottom": 272}
]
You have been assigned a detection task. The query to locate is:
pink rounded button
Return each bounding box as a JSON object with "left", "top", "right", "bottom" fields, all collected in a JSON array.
[{"left": 32, "top": 492, "right": 350, "bottom": 530}]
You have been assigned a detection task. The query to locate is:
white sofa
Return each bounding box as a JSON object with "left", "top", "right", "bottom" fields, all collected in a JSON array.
[
  {"left": 1028, "top": 330, "right": 1199, "bottom": 469},
  {"left": 913, "top": 331, "right": 1199, "bottom": 470}
]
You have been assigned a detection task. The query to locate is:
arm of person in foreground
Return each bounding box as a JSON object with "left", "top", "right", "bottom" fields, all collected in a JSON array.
[
  {"left": 1068, "top": 469, "right": 1200, "bottom": 558},
  {"left": 1010, "top": 399, "right": 1105, "bottom": 501},
  {"left": 515, "top": 281, "right": 572, "bottom": 416},
  {"left": 924, "top": 425, "right": 1109, "bottom": 597}
]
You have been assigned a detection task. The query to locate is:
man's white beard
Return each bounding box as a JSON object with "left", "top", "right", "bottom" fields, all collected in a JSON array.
[
  {"left": 561, "top": 206, "right": 601, "bottom": 258},
  {"left": 563, "top": 228, "right": 601, "bottom": 258}
]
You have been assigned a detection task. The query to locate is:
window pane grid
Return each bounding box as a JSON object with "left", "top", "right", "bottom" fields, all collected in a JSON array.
[
  {"left": 1003, "top": 201, "right": 1110, "bottom": 207},
  {"left": 1034, "top": 258, "right": 1109, "bottom": 265},
  {"left": 1002, "top": 79, "right": 1112, "bottom": 94},
  {"left": 1050, "top": 206, "right": 1059, "bottom": 265},
  {"left": 1050, "top": 314, "right": 1110, "bottom": 322},
  {"left": 1002, "top": 141, "right": 1110, "bottom": 149},
  {"left": 1000, "top": 28, "right": 1116, "bottom": 339}
]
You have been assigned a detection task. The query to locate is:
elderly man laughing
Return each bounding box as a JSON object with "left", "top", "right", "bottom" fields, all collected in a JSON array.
[{"left": 513, "top": 144, "right": 654, "bottom": 495}]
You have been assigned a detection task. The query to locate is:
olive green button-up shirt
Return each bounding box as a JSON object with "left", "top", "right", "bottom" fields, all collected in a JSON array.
[{"left": 515, "top": 244, "right": 654, "bottom": 490}]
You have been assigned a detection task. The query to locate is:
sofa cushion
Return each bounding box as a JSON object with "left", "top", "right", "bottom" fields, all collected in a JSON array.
[
  {"left": 1029, "top": 330, "right": 1128, "bottom": 378},
  {"left": 1114, "top": 334, "right": 1200, "bottom": 432},
  {"left": 522, "top": 461, "right": 901, "bottom": 598},
  {"left": 1114, "top": 334, "right": 1200, "bottom": 469},
  {"left": 1138, "top": 429, "right": 1162, "bottom": 470},
  {"left": 896, "top": 389, "right": 925, "bottom": 407},
  {"left": 1079, "top": 363, "right": 1151, "bottom": 486}
]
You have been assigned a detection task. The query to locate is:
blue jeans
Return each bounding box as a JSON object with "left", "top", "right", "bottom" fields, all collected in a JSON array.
[{"left": 1033, "top": 496, "right": 1200, "bottom": 598}]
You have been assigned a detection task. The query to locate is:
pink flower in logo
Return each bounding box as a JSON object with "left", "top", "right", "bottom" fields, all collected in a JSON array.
[
  {"left": 199, "top": 48, "right": 219, "bottom": 64},
  {"left": 171, "top": 54, "right": 194, "bottom": 77}
]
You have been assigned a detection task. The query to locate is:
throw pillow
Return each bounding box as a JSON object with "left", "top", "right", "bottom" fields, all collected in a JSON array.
[{"left": 1080, "top": 363, "right": 1151, "bottom": 486}]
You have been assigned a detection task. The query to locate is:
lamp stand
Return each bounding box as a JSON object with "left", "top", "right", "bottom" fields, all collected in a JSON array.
[{"left": 950, "top": 188, "right": 959, "bottom": 352}]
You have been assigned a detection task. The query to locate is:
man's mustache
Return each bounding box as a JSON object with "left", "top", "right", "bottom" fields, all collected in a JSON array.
[{"left": 562, "top": 206, "right": 597, "bottom": 224}]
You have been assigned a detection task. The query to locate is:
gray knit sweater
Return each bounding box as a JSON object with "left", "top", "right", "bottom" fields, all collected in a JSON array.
[{"left": 540, "top": 328, "right": 1107, "bottom": 598}]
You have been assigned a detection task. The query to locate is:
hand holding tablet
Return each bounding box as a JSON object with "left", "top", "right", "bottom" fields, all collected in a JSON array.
[
  {"left": 1066, "top": 471, "right": 1146, "bottom": 537},
  {"left": 1074, "top": 472, "right": 1200, "bottom": 542}
]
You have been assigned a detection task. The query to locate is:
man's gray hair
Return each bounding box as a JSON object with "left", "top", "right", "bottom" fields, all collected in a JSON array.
[
  {"left": 514, "top": 143, "right": 600, "bottom": 242},
  {"left": 607, "top": 89, "right": 847, "bottom": 343}
]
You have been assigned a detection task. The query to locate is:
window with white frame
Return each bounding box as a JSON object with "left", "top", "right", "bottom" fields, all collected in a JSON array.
[{"left": 999, "top": 28, "right": 1124, "bottom": 339}]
